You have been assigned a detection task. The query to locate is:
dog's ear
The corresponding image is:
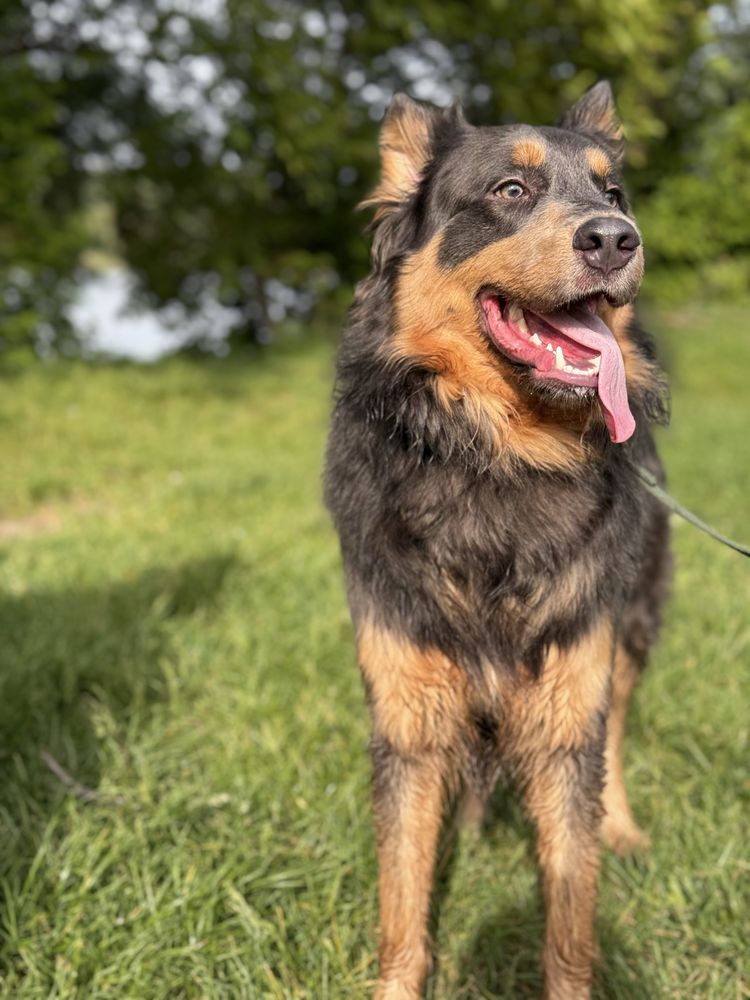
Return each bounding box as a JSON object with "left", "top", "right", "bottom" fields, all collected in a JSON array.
[
  {"left": 560, "top": 80, "right": 623, "bottom": 150},
  {"left": 359, "top": 94, "right": 465, "bottom": 220}
]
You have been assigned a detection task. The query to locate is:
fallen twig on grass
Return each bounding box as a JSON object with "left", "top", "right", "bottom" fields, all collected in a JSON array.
[{"left": 40, "top": 750, "right": 126, "bottom": 805}]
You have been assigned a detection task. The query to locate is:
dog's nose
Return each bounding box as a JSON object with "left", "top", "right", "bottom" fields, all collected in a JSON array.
[{"left": 572, "top": 217, "right": 640, "bottom": 275}]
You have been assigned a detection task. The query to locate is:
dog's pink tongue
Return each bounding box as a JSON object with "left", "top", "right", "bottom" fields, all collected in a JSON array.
[{"left": 540, "top": 304, "right": 635, "bottom": 443}]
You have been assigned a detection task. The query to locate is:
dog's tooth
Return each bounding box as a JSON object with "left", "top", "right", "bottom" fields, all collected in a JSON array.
[
  {"left": 546, "top": 342, "right": 554, "bottom": 353},
  {"left": 592, "top": 357, "right": 601, "bottom": 373},
  {"left": 530, "top": 333, "right": 543, "bottom": 347},
  {"left": 554, "top": 346, "right": 565, "bottom": 370},
  {"left": 564, "top": 364, "right": 575, "bottom": 374},
  {"left": 508, "top": 303, "right": 529, "bottom": 334}
]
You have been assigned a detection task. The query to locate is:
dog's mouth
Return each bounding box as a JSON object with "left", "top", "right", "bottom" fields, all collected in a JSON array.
[{"left": 479, "top": 291, "right": 635, "bottom": 443}]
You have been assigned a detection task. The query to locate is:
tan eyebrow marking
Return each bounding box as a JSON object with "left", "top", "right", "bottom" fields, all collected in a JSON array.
[
  {"left": 586, "top": 147, "right": 612, "bottom": 177},
  {"left": 511, "top": 137, "right": 546, "bottom": 169}
]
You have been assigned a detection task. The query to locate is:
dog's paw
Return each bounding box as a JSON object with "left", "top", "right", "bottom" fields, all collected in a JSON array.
[{"left": 601, "top": 814, "right": 651, "bottom": 856}]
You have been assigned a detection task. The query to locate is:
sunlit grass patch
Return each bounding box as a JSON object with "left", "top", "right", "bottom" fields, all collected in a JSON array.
[{"left": 0, "top": 308, "right": 747, "bottom": 998}]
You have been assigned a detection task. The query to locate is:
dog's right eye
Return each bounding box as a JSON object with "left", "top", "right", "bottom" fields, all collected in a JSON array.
[
  {"left": 604, "top": 187, "right": 622, "bottom": 208},
  {"left": 492, "top": 180, "right": 527, "bottom": 200}
]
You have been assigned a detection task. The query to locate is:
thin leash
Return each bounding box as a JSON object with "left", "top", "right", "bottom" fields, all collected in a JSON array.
[{"left": 635, "top": 464, "right": 750, "bottom": 558}]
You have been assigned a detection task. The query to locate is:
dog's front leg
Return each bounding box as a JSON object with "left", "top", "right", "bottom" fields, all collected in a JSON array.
[
  {"left": 356, "top": 619, "right": 467, "bottom": 1000},
  {"left": 371, "top": 740, "right": 449, "bottom": 1000},
  {"left": 511, "top": 620, "right": 613, "bottom": 1000},
  {"left": 524, "top": 741, "right": 604, "bottom": 1000}
]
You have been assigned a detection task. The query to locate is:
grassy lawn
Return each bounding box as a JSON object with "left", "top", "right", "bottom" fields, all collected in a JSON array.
[{"left": 0, "top": 301, "right": 748, "bottom": 999}]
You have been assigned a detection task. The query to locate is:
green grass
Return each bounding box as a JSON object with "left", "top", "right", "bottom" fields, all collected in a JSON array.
[{"left": 0, "top": 303, "right": 748, "bottom": 999}]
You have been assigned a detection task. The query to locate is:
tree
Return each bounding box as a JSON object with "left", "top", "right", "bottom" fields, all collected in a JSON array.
[
  {"left": 0, "top": 0, "right": 747, "bottom": 353},
  {"left": 0, "top": 4, "right": 88, "bottom": 353}
]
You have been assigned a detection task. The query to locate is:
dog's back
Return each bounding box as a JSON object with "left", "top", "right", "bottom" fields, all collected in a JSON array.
[{"left": 325, "top": 82, "right": 671, "bottom": 1000}]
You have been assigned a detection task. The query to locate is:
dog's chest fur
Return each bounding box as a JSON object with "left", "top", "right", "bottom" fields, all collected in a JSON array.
[{"left": 326, "top": 395, "right": 659, "bottom": 678}]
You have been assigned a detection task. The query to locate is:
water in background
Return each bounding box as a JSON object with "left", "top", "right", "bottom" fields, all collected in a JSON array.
[{"left": 69, "top": 270, "right": 238, "bottom": 361}]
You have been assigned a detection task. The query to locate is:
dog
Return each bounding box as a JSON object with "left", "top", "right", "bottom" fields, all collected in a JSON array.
[{"left": 324, "top": 81, "right": 671, "bottom": 1000}]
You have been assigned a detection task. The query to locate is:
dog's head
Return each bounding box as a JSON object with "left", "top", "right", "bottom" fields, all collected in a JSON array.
[{"left": 361, "top": 82, "right": 652, "bottom": 452}]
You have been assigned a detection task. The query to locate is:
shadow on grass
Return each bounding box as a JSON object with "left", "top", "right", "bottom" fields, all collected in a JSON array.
[
  {"left": 0, "top": 554, "right": 236, "bottom": 874},
  {"left": 427, "top": 786, "right": 655, "bottom": 999},
  {"left": 452, "top": 898, "right": 656, "bottom": 1000}
]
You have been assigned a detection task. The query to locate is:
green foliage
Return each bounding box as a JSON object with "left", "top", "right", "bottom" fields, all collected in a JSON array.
[
  {"left": 0, "top": 6, "right": 87, "bottom": 352},
  {"left": 643, "top": 255, "right": 750, "bottom": 305},
  {"left": 0, "top": 0, "right": 748, "bottom": 349},
  {"left": 0, "top": 301, "right": 748, "bottom": 996},
  {"left": 640, "top": 95, "right": 750, "bottom": 304}
]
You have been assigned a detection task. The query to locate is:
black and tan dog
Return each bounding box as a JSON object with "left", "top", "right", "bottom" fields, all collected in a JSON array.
[{"left": 325, "top": 81, "right": 671, "bottom": 1000}]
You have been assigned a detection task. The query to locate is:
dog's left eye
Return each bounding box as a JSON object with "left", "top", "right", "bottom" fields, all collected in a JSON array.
[
  {"left": 604, "top": 188, "right": 621, "bottom": 208},
  {"left": 493, "top": 180, "right": 527, "bottom": 200}
]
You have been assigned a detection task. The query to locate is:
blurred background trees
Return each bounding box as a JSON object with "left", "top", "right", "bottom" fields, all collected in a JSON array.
[{"left": 1, "top": 0, "right": 748, "bottom": 354}]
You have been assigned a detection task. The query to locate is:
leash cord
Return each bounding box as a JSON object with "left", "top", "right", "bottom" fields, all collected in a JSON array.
[{"left": 635, "top": 464, "right": 750, "bottom": 559}]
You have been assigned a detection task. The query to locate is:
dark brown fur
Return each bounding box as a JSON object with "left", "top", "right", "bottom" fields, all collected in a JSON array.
[{"left": 324, "top": 82, "right": 671, "bottom": 999}]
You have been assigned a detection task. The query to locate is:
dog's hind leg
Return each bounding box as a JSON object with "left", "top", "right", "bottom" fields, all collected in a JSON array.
[
  {"left": 459, "top": 785, "right": 489, "bottom": 830},
  {"left": 357, "top": 620, "right": 467, "bottom": 1000},
  {"left": 600, "top": 647, "right": 650, "bottom": 854},
  {"left": 601, "top": 501, "right": 670, "bottom": 855}
]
